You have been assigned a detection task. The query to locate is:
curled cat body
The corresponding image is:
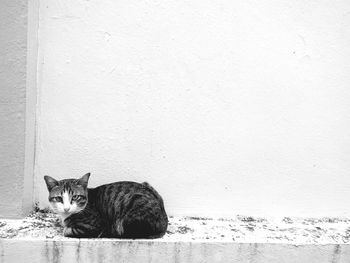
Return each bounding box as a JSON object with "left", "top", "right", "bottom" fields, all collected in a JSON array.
[{"left": 44, "top": 173, "right": 168, "bottom": 238}]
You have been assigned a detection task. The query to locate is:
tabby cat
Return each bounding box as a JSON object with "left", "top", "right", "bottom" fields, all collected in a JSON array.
[{"left": 44, "top": 173, "right": 168, "bottom": 238}]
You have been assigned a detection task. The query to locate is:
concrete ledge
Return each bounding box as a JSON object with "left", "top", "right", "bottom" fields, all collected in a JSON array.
[
  {"left": 1, "top": 212, "right": 350, "bottom": 262},
  {"left": 1, "top": 239, "right": 350, "bottom": 263}
]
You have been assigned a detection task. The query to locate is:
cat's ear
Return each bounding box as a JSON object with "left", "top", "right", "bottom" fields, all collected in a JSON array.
[
  {"left": 44, "top": 175, "right": 58, "bottom": 191},
  {"left": 79, "top": 173, "right": 90, "bottom": 187}
]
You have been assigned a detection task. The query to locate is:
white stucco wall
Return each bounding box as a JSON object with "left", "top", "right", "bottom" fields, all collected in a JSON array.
[
  {"left": 35, "top": 0, "right": 350, "bottom": 217},
  {"left": 0, "top": 0, "right": 35, "bottom": 218}
]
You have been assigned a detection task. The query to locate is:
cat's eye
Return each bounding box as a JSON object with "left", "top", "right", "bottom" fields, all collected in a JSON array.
[
  {"left": 72, "top": 195, "right": 83, "bottom": 201},
  {"left": 50, "top": 196, "right": 62, "bottom": 202}
]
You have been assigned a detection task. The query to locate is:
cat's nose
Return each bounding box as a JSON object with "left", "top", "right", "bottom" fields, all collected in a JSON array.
[{"left": 64, "top": 207, "right": 70, "bottom": 212}]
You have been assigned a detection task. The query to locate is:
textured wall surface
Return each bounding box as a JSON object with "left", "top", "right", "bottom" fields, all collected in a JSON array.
[
  {"left": 35, "top": 0, "right": 350, "bottom": 217},
  {"left": 0, "top": 239, "right": 350, "bottom": 263},
  {"left": 0, "top": 0, "right": 28, "bottom": 218}
]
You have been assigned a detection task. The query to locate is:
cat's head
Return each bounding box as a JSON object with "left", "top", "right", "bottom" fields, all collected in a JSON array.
[{"left": 44, "top": 173, "right": 90, "bottom": 218}]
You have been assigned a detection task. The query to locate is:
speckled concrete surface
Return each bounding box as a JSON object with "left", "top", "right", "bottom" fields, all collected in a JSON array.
[{"left": 1, "top": 210, "right": 350, "bottom": 244}]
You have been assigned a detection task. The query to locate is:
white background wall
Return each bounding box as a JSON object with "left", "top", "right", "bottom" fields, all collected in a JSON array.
[
  {"left": 0, "top": 0, "right": 28, "bottom": 218},
  {"left": 35, "top": 0, "right": 350, "bottom": 218}
]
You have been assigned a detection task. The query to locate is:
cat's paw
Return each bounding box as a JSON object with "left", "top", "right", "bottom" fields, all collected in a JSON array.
[
  {"left": 63, "top": 227, "right": 74, "bottom": 237},
  {"left": 115, "top": 220, "right": 124, "bottom": 235}
]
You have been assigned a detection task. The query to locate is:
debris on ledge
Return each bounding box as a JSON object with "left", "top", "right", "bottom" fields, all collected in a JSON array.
[{"left": 1, "top": 209, "right": 350, "bottom": 244}]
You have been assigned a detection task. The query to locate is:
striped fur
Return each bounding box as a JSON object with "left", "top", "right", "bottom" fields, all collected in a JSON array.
[{"left": 44, "top": 173, "right": 168, "bottom": 238}]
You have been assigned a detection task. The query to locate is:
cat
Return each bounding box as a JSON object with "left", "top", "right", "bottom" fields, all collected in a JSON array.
[{"left": 44, "top": 173, "right": 168, "bottom": 238}]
